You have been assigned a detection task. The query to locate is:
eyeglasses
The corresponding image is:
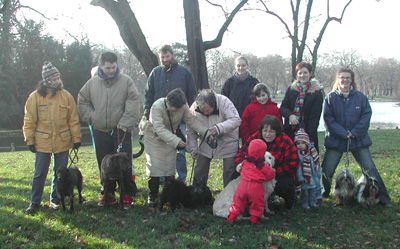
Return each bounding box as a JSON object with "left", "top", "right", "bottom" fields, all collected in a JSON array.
[
  {"left": 339, "top": 77, "right": 351, "bottom": 81},
  {"left": 262, "top": 130, "right": 276, "bottom": 135}
]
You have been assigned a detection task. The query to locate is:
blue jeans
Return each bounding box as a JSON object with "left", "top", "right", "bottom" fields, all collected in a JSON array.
[
  {"left": 322, "top": 147, "right": 391, "bottom": 203},
  {"left": 30, "top": 151, "right": 69, "bottom": 204},
  {"left": 176, "top": 122, "right": 187, "bottom": 182}
]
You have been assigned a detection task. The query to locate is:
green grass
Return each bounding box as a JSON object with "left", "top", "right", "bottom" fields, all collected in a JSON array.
[{"left": 0, "top": 130, "right": 399, "bottom": 248}]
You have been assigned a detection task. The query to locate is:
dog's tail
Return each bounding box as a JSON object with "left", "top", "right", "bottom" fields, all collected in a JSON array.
[{"left": 133, "top": 141, "right": 145, "bottom": 158}]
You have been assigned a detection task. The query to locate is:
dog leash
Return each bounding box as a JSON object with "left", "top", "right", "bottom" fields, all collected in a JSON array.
[
  {"left": 345, "top": 138, "right": 350, "bottom": 169},
  {"left": 116, "top": 128, "right": 127, "bottom": 153},
  {"left": 188, "top": 130, "right": 209, "bottom": 184},
  {"left": 69, "top": 148, "right": 79, "bottom": 166}
]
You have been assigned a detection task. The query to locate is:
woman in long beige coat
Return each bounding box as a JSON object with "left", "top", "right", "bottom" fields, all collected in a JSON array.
[{"left": 144, "top": 88, "right": 209, "bottom": 207}]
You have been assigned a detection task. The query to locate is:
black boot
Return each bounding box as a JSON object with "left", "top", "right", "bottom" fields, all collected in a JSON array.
[
  {"left": 148, "top": 177, "right": 160, "bottom": 208},
  {"left": 25, "top": 203, "right": 40, "bottom": 214}
]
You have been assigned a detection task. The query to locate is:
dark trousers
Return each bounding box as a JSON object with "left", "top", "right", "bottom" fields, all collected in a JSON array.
[
  {"left": 275, "top": 174, "right": 296, "bottom": 209},
  {"left": 148, "top": 176, "right": 174, "bottom": 200},
  {"left": 92, "top": 128, "right": 137, "bottom": 196}
]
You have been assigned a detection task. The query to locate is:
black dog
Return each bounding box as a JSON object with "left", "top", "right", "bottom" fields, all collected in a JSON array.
[
  {"left": 100, "top": 153, "right": 130, "bottom": 210},
  {"left": 56, "top": 166, "right": 83, "bottom": 212},
  {"left": 160, "top": 179, "right": 193, "bottom": 212},
  {"left": 189, "top": 182, "right": 213, "bottom": 207}
]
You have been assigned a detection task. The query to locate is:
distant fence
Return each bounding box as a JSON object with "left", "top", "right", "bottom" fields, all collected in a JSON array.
[
  {"left": 0, "top": 127, "right": 93, "bottom": 152},
  {"left": 0, "top": 127, "right": 140, "bottom": 152}
]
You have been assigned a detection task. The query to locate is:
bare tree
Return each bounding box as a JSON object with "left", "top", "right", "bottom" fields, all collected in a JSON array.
[
  {"left": 248, "top": 0, "right": 354, "bottom": 79},
  {"left": 91, "top": 0, "right": 249, "bottom": 90}
]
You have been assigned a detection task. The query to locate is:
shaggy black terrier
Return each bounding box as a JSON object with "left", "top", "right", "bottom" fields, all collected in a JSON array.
[
  {"left": 55, "top": 166, "right": 83, "bottom": 212},
  {"left": 101, "top": 153, "right": 131, "bottom": 209},
  {"left": 159, "top": 179, "right": 193, "bottom": 212}
]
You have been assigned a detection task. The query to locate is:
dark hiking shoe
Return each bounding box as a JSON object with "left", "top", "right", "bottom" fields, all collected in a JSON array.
[{"left": 25, "top": 203, "right": 40, "bottom": 214}]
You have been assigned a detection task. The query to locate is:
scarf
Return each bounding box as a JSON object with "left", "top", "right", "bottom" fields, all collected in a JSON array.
[
  {"left": 292, "top": 81, "right": 311, "bottom": 131},
  {"left": 234, "top": 72, "right": 249, "bottom": 82},
  {"left": 98, "top": 66, "right": 120, "bottom": 80},
  {"left": 241, "top": 152, "right": 265, "bottom": 170},
  {"left": 336, "top": 88, "right": 350, "bottom": 98},
  {"left": 301, "top": 146, "right": 320, "bottom": 184}
]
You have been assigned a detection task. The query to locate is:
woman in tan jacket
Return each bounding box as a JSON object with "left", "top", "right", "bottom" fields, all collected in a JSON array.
[
  {"left": 23, "top": 62, "right": 81, "bottom": 214},
  {"left": 144, "top": 88, "right": 209, "bottom": 207}
]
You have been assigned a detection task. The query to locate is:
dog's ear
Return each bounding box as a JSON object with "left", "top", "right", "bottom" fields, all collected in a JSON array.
[{"left": 335, "top": 180, "right": 341, "bottom": 190}]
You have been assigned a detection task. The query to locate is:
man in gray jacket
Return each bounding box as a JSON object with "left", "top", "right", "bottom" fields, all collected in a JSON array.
[{"left": 78, "top": 52, "right": 140, "bottom": 209}]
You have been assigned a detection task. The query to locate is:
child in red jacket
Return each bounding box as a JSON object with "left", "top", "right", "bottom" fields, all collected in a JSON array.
[
  {"left": 226, "top": 139, "right": 276, "bottom": 225},
  {"left": 240, "top": 83, "right": 282, "bottom": 144}
]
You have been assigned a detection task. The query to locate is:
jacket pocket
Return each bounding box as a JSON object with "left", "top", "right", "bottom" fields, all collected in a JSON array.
[
  {"left": 38, "top": 105, "right": 48, "bottom": 121},
  {"left": 60, "top": 130, "right": 71, "bottom": 141},
  {"left": 58, "top": 104, "right": 70, "bottom": 125}
]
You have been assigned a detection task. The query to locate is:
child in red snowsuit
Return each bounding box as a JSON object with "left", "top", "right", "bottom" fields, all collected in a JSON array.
[{"left": 226, "top": 139, "right": 276, "bottom": 225}]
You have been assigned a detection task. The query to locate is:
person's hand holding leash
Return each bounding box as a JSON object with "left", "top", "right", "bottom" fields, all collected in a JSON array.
[
  {"left": 177, "top": 140, "right": 186, "bottom": 150},
  {"left": 28, "top": 145, "right": 36, "bottom": 153}
]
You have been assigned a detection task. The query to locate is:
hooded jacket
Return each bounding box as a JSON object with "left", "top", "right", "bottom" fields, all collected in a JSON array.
[
  {"left": 241, "top": 139, "right": 276, "bottom": 183},
  {"left": 240, "top": 98, "right": 282, "bottom": 143},
  {"left": 236, "top": 132, "right": 299, "bottom": 180},
  {"left": 221, "top": 74, "right": 259, "bottom": 117},
  {"left": 323, "top": 88, "right": 372, "bottom": 152},
  {"left": 23, "top": 88, "right": 81, "bottom": 153},
  {"left": 78, "top": 73, "right": 140, "bottom": 132},
  {"left": 187, "top": 93, "right": 241, "bottom": 159},
  {"left": 280, "top": 79, "right": 324, "bottom": 149}
]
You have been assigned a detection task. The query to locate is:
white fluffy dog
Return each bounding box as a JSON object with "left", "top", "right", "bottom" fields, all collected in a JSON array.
[{"left": 212, "top": 151, "right": 276, "bottom": 218}]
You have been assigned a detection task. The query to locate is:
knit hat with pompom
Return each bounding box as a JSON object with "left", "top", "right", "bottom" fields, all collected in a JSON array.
[{"left": 42, "top": 61, "right": 60, "bottom": 83}]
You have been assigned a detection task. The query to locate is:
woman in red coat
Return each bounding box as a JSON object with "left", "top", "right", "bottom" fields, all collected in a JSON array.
[{"left": 240, "top": 83, "right": 282, "bottom": 144}]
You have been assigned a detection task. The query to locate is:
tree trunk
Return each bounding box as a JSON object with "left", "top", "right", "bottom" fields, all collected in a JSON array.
[
  {"left": 90, "top": 0, "right": 158, "bottom": 77},
  {"left": 183, "top": 0, "right": 209, "bottom": 90}
]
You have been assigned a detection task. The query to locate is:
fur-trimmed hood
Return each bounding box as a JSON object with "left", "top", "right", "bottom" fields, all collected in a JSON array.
[{"left": 289, "top": 79, "right": 323, "bottom": 94}]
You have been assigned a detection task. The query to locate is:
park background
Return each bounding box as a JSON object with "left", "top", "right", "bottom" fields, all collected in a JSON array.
[{"left": 0, "top": 1, "right": 400, "bottom": 248}]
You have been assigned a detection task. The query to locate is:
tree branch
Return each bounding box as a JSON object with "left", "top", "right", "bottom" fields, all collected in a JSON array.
[
  {"left": 203, "top": 0, "right": 248, "bottom": 50},
  {"left": 0, "top": 0, "right": 10, "bottom": 14}
]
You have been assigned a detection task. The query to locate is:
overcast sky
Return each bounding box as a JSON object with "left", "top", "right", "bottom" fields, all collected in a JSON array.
[{"left": 20, "top": 0, "right": 400, "bottom": 61}]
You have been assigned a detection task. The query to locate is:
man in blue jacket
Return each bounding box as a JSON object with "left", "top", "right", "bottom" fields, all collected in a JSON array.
[{"left": 143, "top": 45, "right": 197, "bottom": 186}]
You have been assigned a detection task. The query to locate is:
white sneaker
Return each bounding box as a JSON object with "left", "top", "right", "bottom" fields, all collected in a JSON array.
[{"left": 50, "top": 202, "right": 60, "bottom": 210}]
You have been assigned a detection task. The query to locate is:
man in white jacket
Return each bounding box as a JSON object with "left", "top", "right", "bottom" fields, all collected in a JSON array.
[{"left": 187, "top": 89, "right": 241, "bottom": 187}]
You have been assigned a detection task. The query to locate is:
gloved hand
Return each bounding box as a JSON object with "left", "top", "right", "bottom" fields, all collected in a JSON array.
[
  {"left": 28, "top": 145, "right": 36, "bottom": 153},
  {"left": 289, "top": 115, "right": 299, "bottom": 125},
  {"left": 73, "top": 142, "right": 81, "bottom": 149},
  {"left": 236, "top": 163, "right": 242, "bottom": 173}
]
